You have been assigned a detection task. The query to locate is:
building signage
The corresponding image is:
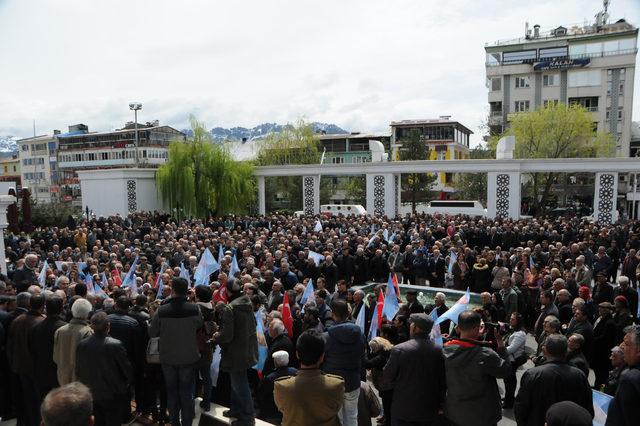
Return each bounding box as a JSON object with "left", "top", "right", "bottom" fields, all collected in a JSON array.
[{"left": 533, "top": 58, "right": 590, "bottom": 71}]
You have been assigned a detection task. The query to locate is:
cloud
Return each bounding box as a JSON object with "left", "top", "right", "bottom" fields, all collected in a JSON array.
[{"left": 0, "top": 0, "right": 638, "bottom": 148}]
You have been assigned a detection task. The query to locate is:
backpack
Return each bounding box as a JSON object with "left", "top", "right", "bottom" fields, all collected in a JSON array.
[{"left": 196, "top": 305, "right": 217, "bottom": 353}]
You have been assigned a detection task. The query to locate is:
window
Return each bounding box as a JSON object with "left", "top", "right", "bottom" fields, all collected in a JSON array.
[
  {"left": 539, "top": 47, "right": 567, "bottom": 59},
  {"left": 21, "top": 145, "right": 29, "bottom": 151},
  {"left": 503, "top": 50, "right": 536, "bottom": 64},
  {"left": 515, "top": 101, "right": 530, "bottom": 112},
  {"left": 568, "top": 70, "right": 600, "bottom": 87},
  {"left": 515, "top": 76, "right": 530, "bottom": 88},
  {"left": 543, "top": 99, "right": 559, "bottom": 107},
  {"left": 490, "top": 78, "right": 501, "bottom": 91},
  {"left": 486, "top": 52, "right": 501, "bottom": 66},
  {"left": 543, "top": 74, "right": 557, "bottom": 86}
]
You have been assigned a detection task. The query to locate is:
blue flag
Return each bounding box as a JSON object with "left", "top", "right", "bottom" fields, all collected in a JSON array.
[
  {"left": 300, "top": 279, "right": 315, "bottom": 306},
  {"left": 100, "top": 272, "right": 108, "bottom": 288},
  {"left": 252, "top": 311, "right": 268, "bottom": 372},
  {"left": 529, "top": 255, "right": 535, "bottom": 269},
  {"left": 156, "top": 263, "right": 167, "bottom": 297},
  {"left": 179, "top": 262, "right": 191, "bottom": 282},
  {"left": 95, "top": 273, "right": 107, "bottom": 297},
  {"left": 367, "top": 304, "right": 380, "bottom": 341},
  {"left": 448, "top": 251, "right": 457, "bottom": 274},
  {"left": 314, "top": 219, "right": 323, "bottom": 232},
  {"left": 218, "top": 244, "right": 225, "bottom": 263},
  {"left": 592, "top": 389, "right": 613, "bottom": 426},
  {"left": 435, "top": 288, "right": 470, "bottom": 325},
  {"left": 637, "top": 285, "right": 640, "bottom": 319},
  {"left": 381, "top": 274, "right": 399, "bottom": 320},
  {"left": 194, "top": 248, "right": 220, "bottom": 286},
  {"left": 85, "top": 272, "right": 94, "bottom": 294},
  {"left": 229, "top": 253, "right": 240, "bottom": 278},
  {"left": 355, "top": 303, "right": 366, "bottom": 335},
  {"left": 308, "top": 251, "right": 324, "bottom": 266},
  {"left": 429, "top": 307, "right": 444, "bottom": 348},
  {"left": 390, "top": 231, "right": 397, "bottom": 243},
  {"left": 121, "top": 256, "right": 139, "bottom": 295},
  {"left": 38, "top": 260, "right": 48, "bottom": 288},
  {"left": 367, "top": 236, "right": 377, "bottom": 249}
]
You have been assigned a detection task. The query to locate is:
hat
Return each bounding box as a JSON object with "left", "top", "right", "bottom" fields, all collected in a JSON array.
[
  {"left": 406, "top": 290, "right": 418, "bottom": 296},
  {"left": 578, "top": 286, "right": 590, "bottom": 297},
  {"left": 408, "top": 313, "right": 433, "bottom": 332},
  {"left": 614, "top": 295, "right": 628, "bottom": 307},
  {"left": 598, "top": 302, "right": 614, "bottom": 310},
  {"left": 595, "top": 271, "right": 607, "bottom": 278}
]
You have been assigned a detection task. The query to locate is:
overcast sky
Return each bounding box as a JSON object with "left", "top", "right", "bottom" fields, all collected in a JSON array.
[{"left": 1, "top": 0, "right": 638, "bottom": 146}]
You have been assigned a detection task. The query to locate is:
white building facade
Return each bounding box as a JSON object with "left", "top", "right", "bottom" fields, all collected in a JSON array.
[{"left": 16, "top": 133, "right": 59, "bottom": 203}]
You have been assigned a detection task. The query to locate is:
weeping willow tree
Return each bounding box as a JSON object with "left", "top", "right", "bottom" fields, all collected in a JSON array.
[
  {"left": 156, "top": 117, "right": 255, "bottom": 219},
  {"left": 254, "top": 119, "right": 320, "bottom": 212}
]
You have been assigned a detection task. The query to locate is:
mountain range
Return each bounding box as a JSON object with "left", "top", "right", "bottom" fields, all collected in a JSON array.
[
  {"left": 0, "top": 136, "right": 18, "bottom": 156},
  {"left": 183, "top": 122, "right": 348, "bottom": 141}
]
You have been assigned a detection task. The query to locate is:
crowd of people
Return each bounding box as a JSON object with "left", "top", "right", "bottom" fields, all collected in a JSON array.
[{"left": 0, "top": 211, "right": 639, "bottom": 426}]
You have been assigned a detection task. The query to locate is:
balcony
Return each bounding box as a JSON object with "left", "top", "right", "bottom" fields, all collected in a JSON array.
[
  {"left": 486, "top": 48, "right": 638, "bottom": 67},
  {"left": 323, "top": 151, "right": 372, "bottom": 164}
]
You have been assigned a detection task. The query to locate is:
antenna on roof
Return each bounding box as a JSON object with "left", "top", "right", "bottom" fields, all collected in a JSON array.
[{"left": 33, "top": 120, "right": 36, "bottom": 137}]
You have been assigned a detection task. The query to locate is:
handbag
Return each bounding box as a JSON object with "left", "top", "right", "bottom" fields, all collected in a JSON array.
[{"left": 146, "top": 337, "right": 161, "bottom": 364}]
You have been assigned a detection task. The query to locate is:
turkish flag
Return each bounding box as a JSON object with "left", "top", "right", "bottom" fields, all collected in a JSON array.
[
  {"left": 391, "top": 273, "right": 401, "bottom": 299},
  {"left": 282, "top": 292, "right": 294, "bottom": 338},
  {"left": 376, "top": 289, "right": 385, "bottom": 330},
  {"left": 112, "top": 269, "right": 122, "bottom": 287}
]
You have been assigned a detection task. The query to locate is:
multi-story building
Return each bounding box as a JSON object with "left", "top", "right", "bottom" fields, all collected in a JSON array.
[
  {"left": 0, "top": 154, "right": 21, "bottom": 192},
  {"left": 56, "top": 122, "right": 185, "bottom": 204},
  {"left": 390, "top": 117, "right": 472, "bottom": 192},
  {"left": 485, "top": 12, "right": 637, "bottom": 157},
  {"left": 17, "top": 133, "right": 60, "bottom": 203}
]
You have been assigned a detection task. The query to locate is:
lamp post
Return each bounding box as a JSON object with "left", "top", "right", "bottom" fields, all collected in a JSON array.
[{"left": 129, "top": 102, "right": 142, "bottom": 167}]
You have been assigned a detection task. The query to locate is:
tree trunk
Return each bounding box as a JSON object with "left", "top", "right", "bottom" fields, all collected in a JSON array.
[{"left": 539, "top": 172, "right": 556, "bottom": 213}]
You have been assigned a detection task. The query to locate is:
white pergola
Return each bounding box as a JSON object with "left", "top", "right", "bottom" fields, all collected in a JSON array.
[{"left": 254, "top": 158, "right": 640, "bottom": 223}]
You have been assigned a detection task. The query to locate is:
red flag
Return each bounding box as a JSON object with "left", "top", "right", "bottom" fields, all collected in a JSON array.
[
  {"left": 282, "top": 292, "right": 294, "bottom": 338},
  {"left": 391, "top": 273, "right": 401, "bottom": 299},
  {"left": 376, "top": 289, "right": 385, "bottom": 330},
  {"left": 112, "top": 269, "right": 122, "bottom": 287},
  {"left": 213, "top": 285, "right": 228, "bottom": 304}
]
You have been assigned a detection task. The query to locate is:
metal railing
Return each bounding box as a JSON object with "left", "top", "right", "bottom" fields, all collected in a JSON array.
[{"left": 486, "top": 48, "right": 638, "bottom": 67}]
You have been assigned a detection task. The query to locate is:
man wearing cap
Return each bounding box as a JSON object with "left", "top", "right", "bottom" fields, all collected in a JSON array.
[
  {"left": 592, "top": 301, "right": 617, "bottom": 388},
  {"left": 613, "top": 275, "right": 638, "bottom": 317},
  {"left": 592, "top": 272, "right": 614, "bottom": 305},
  {"left": 382, "top": 312, "right": 445, "bottom": 425}
]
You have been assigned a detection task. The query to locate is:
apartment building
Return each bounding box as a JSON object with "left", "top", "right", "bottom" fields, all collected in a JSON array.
[
  {"left": 16, "top": 133, "right": 59, "bottom": 203},
  {"left": 485, "top": 12, "right": 637, "bottom": 157}
]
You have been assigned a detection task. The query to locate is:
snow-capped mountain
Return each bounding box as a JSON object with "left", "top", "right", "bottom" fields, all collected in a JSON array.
[
  {"left": 0, "top": 136, "right": 18, "bottom": 153},
  {"left": 181, "top": 122, "right": 348, "bottom": 141}
]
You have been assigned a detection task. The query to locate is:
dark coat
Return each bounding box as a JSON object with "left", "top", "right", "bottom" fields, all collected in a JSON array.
[
  {"left": 592, "top": 314, "right": 617, "bottom": 370},
  {"left": 606, "top": 365, "right": 640, "bottom": 426},
  {"left": 382, "top": 336, "right": 445, "bottom": 423},
  {"left": 592, "top": 283, "right": 614, "bottom": 305},
  {"left": 566, "top": 319, "right": 594, "bottom": 362},
  {"left": 29, "top": 316, "right": 66, "bottom": 393},
  {"left": 514, "top": 360, "right": 593, "bottom": 426},
  {"left": 566, "top": 351, "right": 590, "bottom": 377},
  {"left": 264, "top": 333, "right": 294, "bottom": 375},
  {"left": 107, "top": 311, "right": 142, "bottom": 365},
  {"left": 336, "top": 254, "right": 355, "bottom": 284},
  {"left": 429, "top": 256, "right": 446, "bottom": 287},
  {"left": 75, "top": 334, "right": 133, "bottom": 401},
  {"left": 353, "top": 255, "right": 369, "bottom": 286},
  {"left": 443, "top": 339, "right": 510, "bottom": 426},
  {"left": 319, "top": 262, "right": 339, "bottom": 292},
  {"left": 12, "top": 267, "right": 38, "bottom": 293},
  {"left": 322, "top": 321, "right": 366, "bottom": 392},
  {"left": 368, "top": 256, "right": 388, "bottom": 283},
  {"left": 7, "top": 310, "right": 44, "bottom": 376},
  {"left": 216, "top": 294, "right": 258, "bottom": 372},
  {"left": 148, "top": 296, "right": 203, "bottom": 365}
]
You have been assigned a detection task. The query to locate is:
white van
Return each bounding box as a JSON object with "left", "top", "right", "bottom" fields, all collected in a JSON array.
[
  {"left": 422, "top": 200, "right": 487, "bottom": 217},
  {"left": 320, "top": 204, "right": 367, "bottom": 216}
]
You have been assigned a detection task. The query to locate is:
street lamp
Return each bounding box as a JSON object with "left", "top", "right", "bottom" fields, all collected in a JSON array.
[{"left": 129, "top": 102, "right": 142, "bottom": 167}]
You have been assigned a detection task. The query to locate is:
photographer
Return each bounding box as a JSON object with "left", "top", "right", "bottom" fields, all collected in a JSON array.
[{"left": 502, "top": 313, "right": 527, "bottom": 409}]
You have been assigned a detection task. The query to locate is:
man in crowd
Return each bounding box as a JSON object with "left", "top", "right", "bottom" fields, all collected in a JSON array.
[
  {"left": 76, "top": 312, "right": 133, "bottom": 426},
  {"left": 515, "top": 334, "right": 593, "bottom": 426},
  {"left": 606, "top": 324, "right": 640, "bottom": 425},
  {"left": 40, "top": 382, "right": 94, "bottom": 426},
  {"left": 149, "top": 277, "right": 203, "bottom": 426},
  {"left": 53, "top": 298, "right": 93, "bottom": 386},
  {"left": 443, "top": 311, "right": 511, "bottom": 426},
  {"left": 275, "top": 330, "right": 344, "bottom": 426},
  {"left": 382, "top": 313, "right": 445, "bottom": 425}
]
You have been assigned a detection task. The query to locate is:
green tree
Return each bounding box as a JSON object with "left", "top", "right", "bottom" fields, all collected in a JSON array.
[
  {"left": 156, "top": 117, "right": 255, "bottom": 219},
  {"left": 399, "top": 129, "right": 437, "bottom": 212},
  {"left": 254, "top": 119, "right": 320, "bottom": 213},
  {"left": 503, "top": 102, "right": 614, "bottom": 213},
  {"left": 338, "top": 176, "right": 366, "bottom": 205},
  {"left": 453, "top": 145, "right": 494, "bottom": 203}
]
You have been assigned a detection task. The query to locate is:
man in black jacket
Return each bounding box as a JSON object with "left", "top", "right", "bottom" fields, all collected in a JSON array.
[
  {"left": 592, "top": 302, "right": 618, "bottom": 388},
  {"left": 515, "top": 334, "right": 593, "bottom": 426},
  {"left": 382, "top": 313, "right": 445, "bottom": 425},
  {"left": 428, "top": 249, "right": 446, "bottom": 288},
  {"left": 29, "top": 295, "right": 66, "bottom": 403},
  {"left": 149, "top": 278, "right": 203, "bottom": 426},
  {"left": 606, "top": 324, "right": 640, "bottom": 425},
  {"left": 76, "top": 312, "right": 133, "bottom": 426},
  {"left": 263, "top": 318, "right": 294, "bottom": 375}
]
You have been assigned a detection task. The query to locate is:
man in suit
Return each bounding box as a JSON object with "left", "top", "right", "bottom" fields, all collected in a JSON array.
[
  {"left": 405, "top": 290, "right": 424, "bottom": 314},
  {"left": 266, "top": 280, "right": 284, "bottom": 313},
  {"left": 592, "top": 272, "right": 614, "bottom": 305},
  {"left": 76, "top": 311, "right": 133, "bottom": 426},
  {"left": 382, "top": 313, "right": 446, "bottom": 425},
  {"left": 274, "top": 330, "right": 344, "bottom": 426},
  {"left": 429, "top": 249, "right": 446, "bottom": 288}
]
